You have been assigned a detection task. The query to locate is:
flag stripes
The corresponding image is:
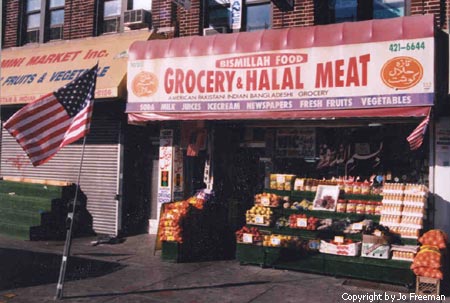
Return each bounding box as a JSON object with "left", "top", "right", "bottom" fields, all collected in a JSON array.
[
  {"left": 3, "top": 64, "right": 97, "bottom": 166},
  {"left": 407, "top": 113, "right": 430, "bottom": 150}
]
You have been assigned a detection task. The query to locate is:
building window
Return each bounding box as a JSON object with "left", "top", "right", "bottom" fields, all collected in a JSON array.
[
  {"left": 99, "top": 0, "right": 151, "bottom": 34},
  {"left": 23, "top": 0, "right": 65, "bottom": 44},
  {"left": 205, "top": 0, "right": 271, "bottom": 33},
  {"left": 102, "top": 0, "right": 122, "bottom": 33},
  {"left": 315, "top": 0, "right": 407, "bottom": 25},
  {"left": 129, "top": 0, "right": 152, "bottom": 10},
  {"left": 245, "top": 2, "right": 271, "bottom": 32},
  {"left": 48, "top": 0, "right": 65, "bottom": 40},
  {"left": 25, "top": 0, "right": 42, "bottom": 43},
  {"left": 206, "top": 0, "right": 230, "bottom": 31}
]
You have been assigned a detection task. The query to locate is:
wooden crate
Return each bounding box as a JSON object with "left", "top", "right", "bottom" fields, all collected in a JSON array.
[{"left": 416, "top": 276, "right": 440, "bottom": 296}]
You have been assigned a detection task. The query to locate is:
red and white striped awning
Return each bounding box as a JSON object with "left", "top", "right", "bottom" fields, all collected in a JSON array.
[{"left": 126, "top": 14, "right": 435, "bottom": 127}]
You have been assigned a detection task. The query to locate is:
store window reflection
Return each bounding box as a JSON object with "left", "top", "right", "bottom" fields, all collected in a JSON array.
[{"left": 315, "top": 0, "right": 406, "bottom": 25}]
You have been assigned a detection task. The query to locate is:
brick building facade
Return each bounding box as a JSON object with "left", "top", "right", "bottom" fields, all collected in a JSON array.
[{"left": 2, "top": 0, "right": 449, "bottom": 49}]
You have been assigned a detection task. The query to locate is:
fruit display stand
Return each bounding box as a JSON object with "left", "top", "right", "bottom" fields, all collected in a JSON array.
[
  {"left": 235, "top": 183, "right": 424, "bottom": 288},
  {"left": 160, "top": 192, "right": 231, "bottom": 262}
]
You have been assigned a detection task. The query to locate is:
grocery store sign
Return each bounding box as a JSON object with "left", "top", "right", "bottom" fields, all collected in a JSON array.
[{"left": 127, "top": 37, "right": 434, "bottom": 114}]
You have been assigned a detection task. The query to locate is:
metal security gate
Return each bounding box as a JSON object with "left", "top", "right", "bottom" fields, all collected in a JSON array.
[{"left": 0, "top": 102, "right": 123, "bottom": 236}]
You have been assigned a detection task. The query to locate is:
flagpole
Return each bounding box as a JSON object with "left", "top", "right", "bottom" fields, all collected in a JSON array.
[{"left": 55, "top": 135, "right": 88, "bottom": 300}]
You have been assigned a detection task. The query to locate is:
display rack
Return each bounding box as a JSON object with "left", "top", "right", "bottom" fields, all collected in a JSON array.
[{"left": 236, "top": 187, "right": 420, "bottom": 287}]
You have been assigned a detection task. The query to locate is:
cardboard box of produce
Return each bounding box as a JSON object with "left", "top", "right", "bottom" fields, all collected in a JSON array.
[{"left": 361, "top": 234, "right": 391, "bottom": 259}]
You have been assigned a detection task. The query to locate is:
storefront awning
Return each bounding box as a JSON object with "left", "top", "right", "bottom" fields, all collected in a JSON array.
[
  {"left": 1, "top": 30, "right": 152, "bottom": 105},
  {"left": 126, "top": 15, "right": 435, "bottom": 122},
  {"left": 128, "top": 106, "right": 431, "bottom": 123}
]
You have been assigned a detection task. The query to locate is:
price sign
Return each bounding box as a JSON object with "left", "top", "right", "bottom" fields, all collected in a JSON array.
[
  {"left": 294, "top": 178, "right": 304, "bottom": 189},
  {"left": 261, "top": 196, "right": 270, "bottom": 206},
  {"left": 271, "top": 237, "right": 281, "bottom": 246},
  {"left": 297, "top": 218, "right": 308, "bottom": 227},
  {"left": 334, "top": 236, "right": 344, "bottom": 244},
  {"left": 276, "top": 175, "right": 285, "bottom": 184},
  {"left": 352, "top": 223, "right": 363, "bottom": 230},
  {"left": 243, "top": 233, "right": 253, "bottom": 243},
  {"left": 255, "top": 215, "right": 265, "bottom": 224}
]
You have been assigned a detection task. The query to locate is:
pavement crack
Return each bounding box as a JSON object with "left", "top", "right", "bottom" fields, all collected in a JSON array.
[{"left": 246, "top": 285, "right": 276, "bottom": 303}]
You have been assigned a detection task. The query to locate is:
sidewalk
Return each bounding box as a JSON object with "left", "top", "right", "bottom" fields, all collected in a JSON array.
[{"left": 0, "top": 233, "right": 445, "bottom": 303}]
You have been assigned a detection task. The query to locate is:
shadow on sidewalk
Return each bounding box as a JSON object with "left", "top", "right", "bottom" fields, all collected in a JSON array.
[
  {"left": 0, "top": 247, "right": 125, "bottom": 291},
  {"left": 64, "top": 280, "right": 271, "bottom": 300}
]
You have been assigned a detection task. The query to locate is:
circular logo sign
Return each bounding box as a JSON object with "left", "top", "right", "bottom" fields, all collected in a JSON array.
[
  {"left": 131, "top": 71, "right": 158, "bottom": 97},
  {"left": 381, "top": 56, "right": 423, "bottom": 90}
]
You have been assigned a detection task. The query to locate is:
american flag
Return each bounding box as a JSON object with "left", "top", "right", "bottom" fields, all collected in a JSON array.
[
  {"left": 4, "top": 64, "right": 98, "bottom": 166},
  {"left": 407, "top": 112, "right": 430, "bottom": 151}
]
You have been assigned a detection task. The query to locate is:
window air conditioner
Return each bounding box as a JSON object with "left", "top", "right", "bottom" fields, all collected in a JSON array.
[
  {"left": 124, "top": 9, "right": 151, "bottom": 29},
  {"left": 203, "top": 27, "right": 226, "bottom": 36}
]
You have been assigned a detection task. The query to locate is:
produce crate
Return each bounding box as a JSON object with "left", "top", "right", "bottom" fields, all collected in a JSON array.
[
  {"left": 361, "top": 234, "right": 391, "bottom": 259},
  {"left": 319, "top": 240, "right": 361, "bottom": 256},
  {"left": 415, "top": 276, "right": 440, "bottom": 296}
]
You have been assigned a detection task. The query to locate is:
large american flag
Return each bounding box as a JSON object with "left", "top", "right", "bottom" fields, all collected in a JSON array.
[
  {"left": 407, "top": 112, "right": 431, "bottom": 151},
  {"left": 4, "top": 64, "right": 97, "bottom": 166}
]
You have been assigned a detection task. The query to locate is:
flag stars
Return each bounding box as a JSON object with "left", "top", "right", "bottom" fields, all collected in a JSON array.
[{"left": 54, "top": 66, "right": 97, "bottom": 118}]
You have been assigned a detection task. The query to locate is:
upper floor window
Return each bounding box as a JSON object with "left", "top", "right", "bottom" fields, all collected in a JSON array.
[
  {"left": 23, "top": 0, "right": 65, "bottom": 44},
  {"left": 102, "top": 0, "right": 122, "bottom": 33},
  {"left": 99, "top": 0, "right": 151, "bottom": 34},
  {"left": 245, "top": 1, "right": 271, "bottom": 32},
  {"left": 25, "top": 0, "right": 42, "bottom": 43},
  {"left": 49, "top": 0, "right": 65, "bottom": 40},
  {"left": 315, "top": 0, "right": 407, "bottom": 25},
  {"left": 205, "top": 0, "right": 271, "bottom": 34},
  {"left": 130, "top": 0, "right": 152, "bottom": 10}
]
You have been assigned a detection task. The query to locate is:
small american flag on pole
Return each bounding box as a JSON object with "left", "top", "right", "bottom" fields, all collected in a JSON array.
[
  {"left": 3, "top": 64, "right": 98, "bottom": 166},
  {"left": 406, "top": 112, "right": 431, "bottom": 151}
]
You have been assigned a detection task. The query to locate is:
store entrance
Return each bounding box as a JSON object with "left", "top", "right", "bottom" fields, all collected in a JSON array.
[
  {"left": 122, "top": 124, "right": 160, "bottom": 236},
  {"left": 211, "top": 123, "right": 265, "bottom": 233}
]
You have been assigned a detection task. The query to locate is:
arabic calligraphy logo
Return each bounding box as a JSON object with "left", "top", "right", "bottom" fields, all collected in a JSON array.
[
  {"left": 381, "top": 56, "right": 423, "bottom": 90},
  {"left": 131, "top": 71, "right": 159, "bottom": 97}
]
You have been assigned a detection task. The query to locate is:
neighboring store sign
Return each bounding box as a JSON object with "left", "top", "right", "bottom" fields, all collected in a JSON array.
[
  {"left": 127, "top": 37, "right": 434, "bottom": 113},
  {"left": 172, "top": 0, "right": 191, "bottom": 10},
  {"left": 158, "top": 129, "right": 174, "bottom": 204},
  {"left": 1, "top": 31, "right": 150, "bottom": 104},
  {"left": 230, "top": 0, "right": 242, "bottom": 30}
]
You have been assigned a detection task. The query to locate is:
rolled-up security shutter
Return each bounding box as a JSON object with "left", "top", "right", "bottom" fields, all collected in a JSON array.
[{"left": 0, "top": 102, "right": 123, "bottom": 236}]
